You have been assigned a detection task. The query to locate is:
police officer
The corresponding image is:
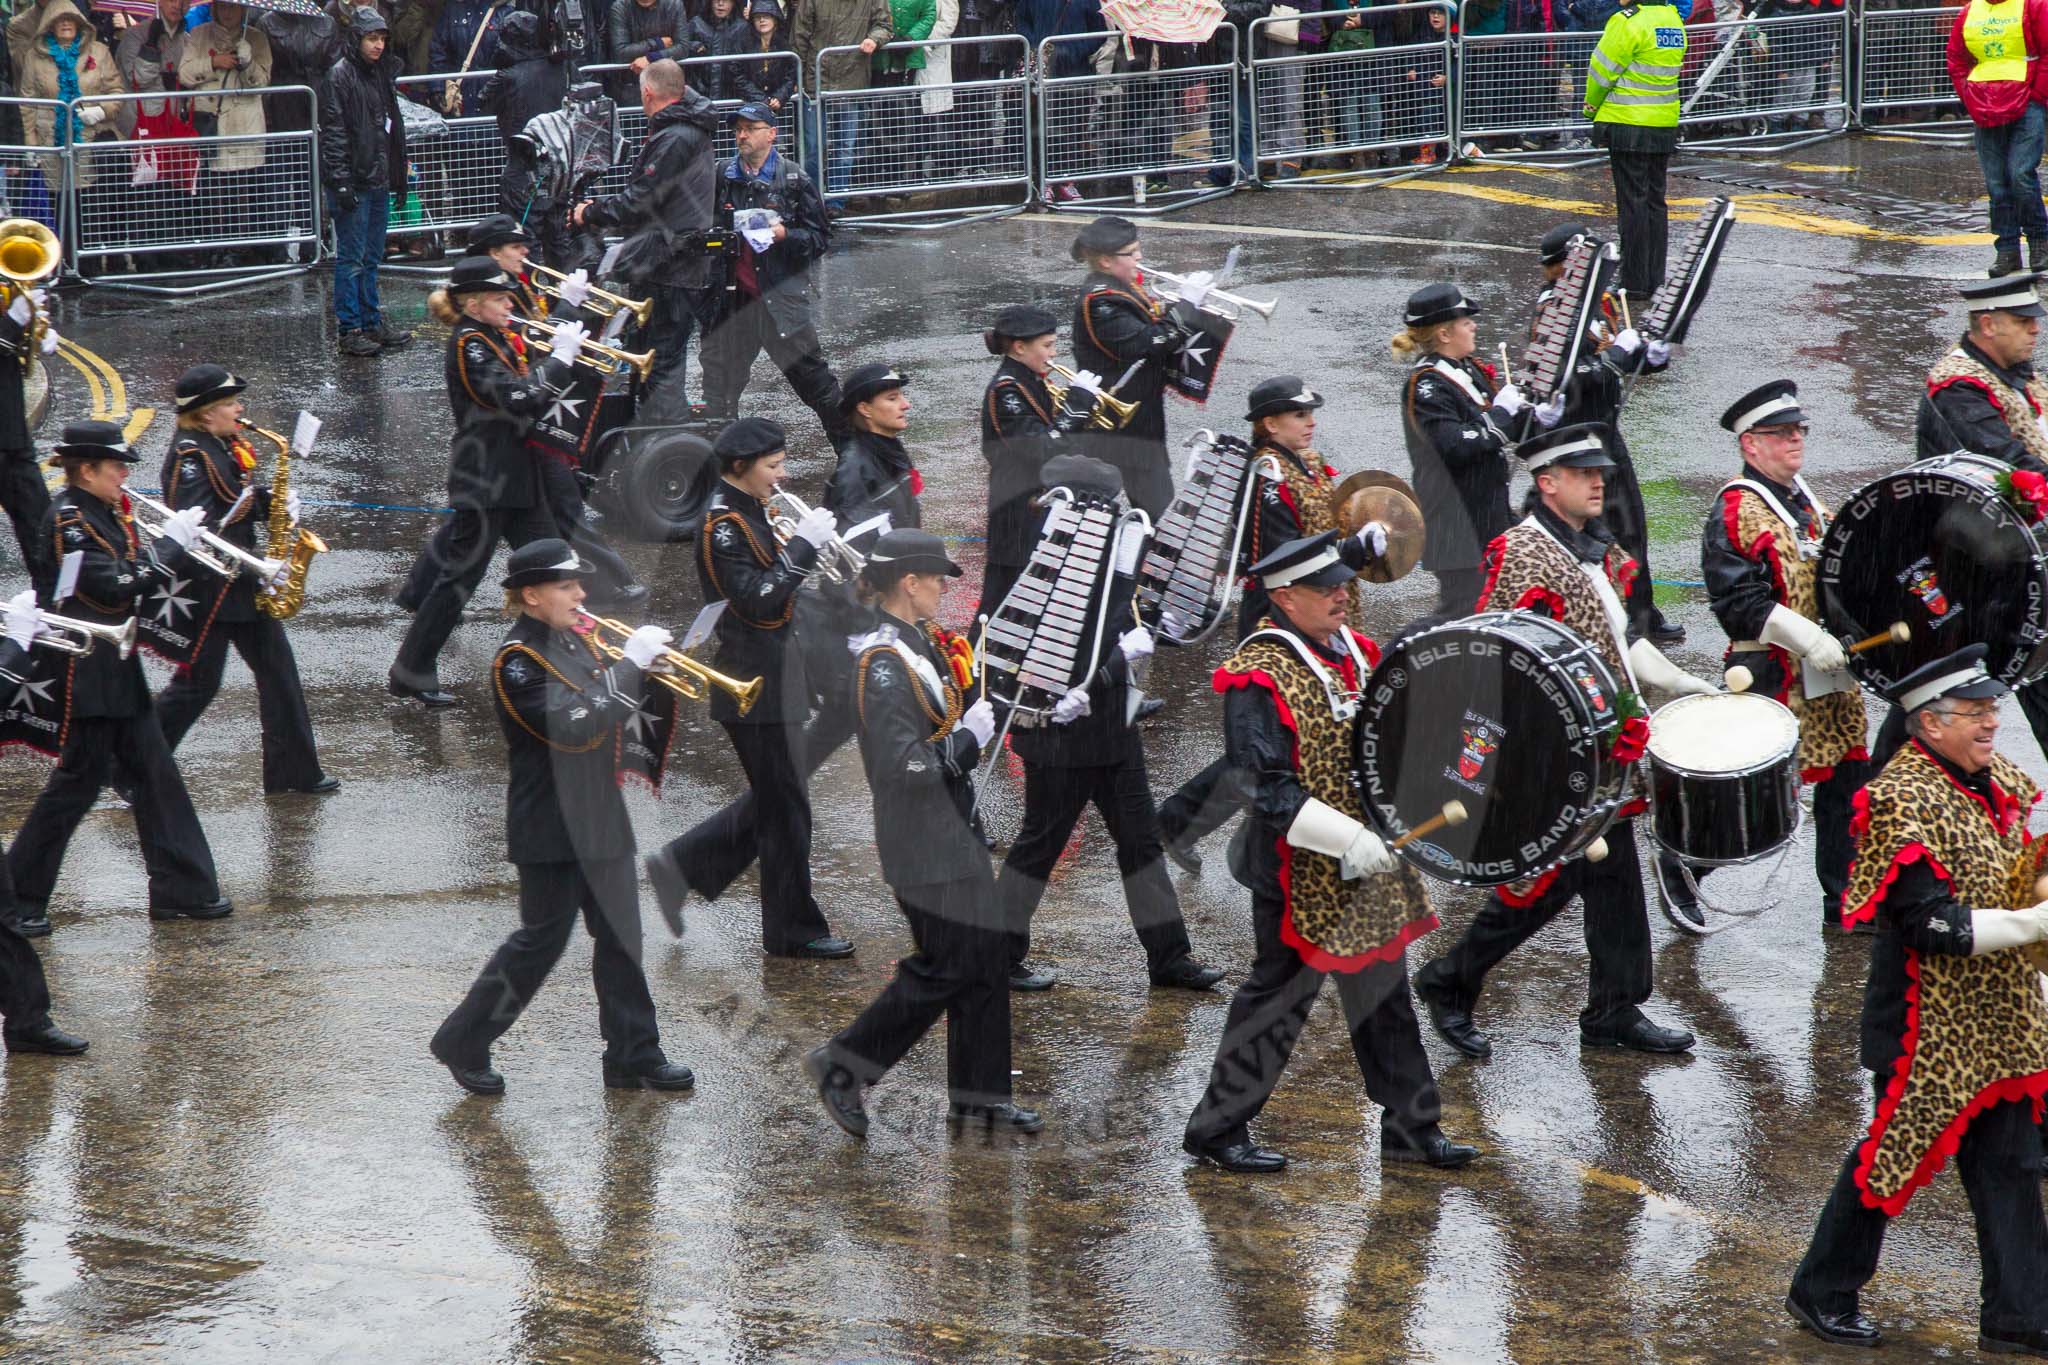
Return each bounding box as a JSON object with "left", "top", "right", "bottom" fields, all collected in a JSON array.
[
  {"left": 429, "top": 538, "right": 695, "bottom": 1097},
  {"left": 1584, "top": 0, "right": 1683, "bottom": 300},
  {"left": 827, "top": 363, "right": 922, "bottom": 543},
  {"left": 8, "top": 421, "right": 231, "bottom": 936},
  {"left": 152, "top": 364, "right": 336, "bottom": 795}
]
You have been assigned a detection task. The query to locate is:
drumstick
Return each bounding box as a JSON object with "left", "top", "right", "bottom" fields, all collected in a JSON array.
[
  {"left": 1618, "top": 291, "right": 1633, "bottom": 334},
  {"left": 1724, "top": 665, "right": 1754, "bottom": 694},
  {"left": 974, "top": 612, "right": 989, "bottom": 702},
  {"left": 1391, "top": 800, "right": 1467, "bottom": 851},
  {"left": 1585, "top": 836, "right": 1611, "bottom": 863},
  {"left": 1497, "top": 344, "right": 1514, "bottom": 388},
  {"left": 1846, "top": 622, "right": 1911, "bottom": 656}
]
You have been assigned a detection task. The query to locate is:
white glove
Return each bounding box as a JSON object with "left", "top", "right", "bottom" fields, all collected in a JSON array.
[
  {"left": 284, "top": 489, "right": 304, "bottom": 525},
  {"left": 1351, "top": 520, "right": 1388, "bottom": 559},
  {"left": 3, "top": 587, "right": 38, "bottom": 649},
  {"left": 557, "top": 268, "right": 592, "bottom": 308},
  {"left": 957, "top": 697, "right": 996, "bottom": 749},
  {"left": 1175, "top": 270, "right": 1215, "bottom": 309},
  {"left": 76, "top": 106, "right": 104, "bottom": 128},
  {"left": 1971, "top": 904, "right": 2048, "bottom": 954},
  {"left": 546, "top": 319, "right": 588, "bottom": 371},
  {"left": 1533, "top": 395, "right": 1565, "bottom": 428},
  {"left": 28, "top": 288, "right": 48, "bottom": 310},
  {"left": 791, "top": 505, "right": 837, "bottom": 549},
  {"left": 1609, "top": 326, "right": 1644, "bottom": 358},
  {"left": 159, "top": 505, "right": 207, "bottom": 549},
  {"left": 1340, "top": 827, "right": 1398, "bottom": 880},
  {"left": 1065, "top": 368, "right": 1103, "bottom": 396},
  {"left": 1491, "top": 383, "right": 1528, "bottom": 417},
  {"left": 38, "top": 325, "right": 57, "bottom": 355},
  {"left": 1118, "top": 624, "right": 1153, "bottom": 663},
  {"left": 1759, "top": 603, "right": 1846, "bottom": 672},
  {"left": 1646, "top": 339, "right": 1671, "bottom": 367},
  {"left": 1628, "top": 637, "right": 1717, "bottom": 696},
  {"left": 1285, "top": 796, "right": 1366, "bottom": 862},
  {"left": 1051, "top": 685, "right": 1091, "bottom": 724},
  {"left": 622, "top": 624, "right": 673, "bottom": 670}
]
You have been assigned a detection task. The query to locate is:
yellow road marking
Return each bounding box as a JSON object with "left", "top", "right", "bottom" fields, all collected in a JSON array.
[
  {"left": 1781, "top": 162, "right": 1854, "bottom": 173},
  {"left": 54, "top": 338, "right": 105, "bottom": 417},
  {"left": 123, "top": 406, "right": 155, "bottom": 445}
]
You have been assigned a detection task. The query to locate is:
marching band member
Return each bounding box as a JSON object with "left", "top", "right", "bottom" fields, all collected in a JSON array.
[
  {"left": 429, "top": 539, "right": 694, "bottom": 1097},
  {"left": 8, "top": 421, "right": 231, "bottom": 936},
  {"left": 1182, "top": 532, "right": 1477, "bottom": 1174},
  {"left": 826, "top": 363, "right": 922, "bottom": 543},
  {"left": 470, "top": 213, "right": 550, "bottom": 321},
  {"left": 1415, "top": 425, "right": 1709, "bottom": 1059},
  {"left": 646, "top": 417, "right": 854, "bottom": 959},
  {"left": 1786, "top": 646, "right": 2048, "bottom": 1355},
  {"left": 152, "top": 364, "right": 336, "bottom": 795},
  {"left": 995, "top": 455, "right": 1223, "bottom": 994},
  {"left": 1688, "top": 380, "right": 1867, "bottom": 933},
  {"left": 389, "top": 256, "right": 584, "bottom": 708},
  {"left": 0, "top": 284, "right": 50, "bottom": 583},
  {"left": 804, "top": 529, "right": 1031, "bottom": 1137}
]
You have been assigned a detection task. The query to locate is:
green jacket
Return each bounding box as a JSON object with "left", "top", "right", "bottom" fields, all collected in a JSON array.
[
  {"left": 1584, "top": 1, "right": 1683, "bottom": 129},
  {"left": 875, "top": 0, "right": 934, "bottom": 70}
]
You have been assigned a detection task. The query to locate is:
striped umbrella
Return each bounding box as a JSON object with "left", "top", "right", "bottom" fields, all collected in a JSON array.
[{"left": 1100, "top": 0, "right": 1224, "bottom": 44}]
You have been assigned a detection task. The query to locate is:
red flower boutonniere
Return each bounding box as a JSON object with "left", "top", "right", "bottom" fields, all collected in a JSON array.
[
  {"left": 1611, "top": 690, "right": 1649, "bottom": 764},
  {"left": 2001, "top": 469, "right": 2048, "bottom": 524}
]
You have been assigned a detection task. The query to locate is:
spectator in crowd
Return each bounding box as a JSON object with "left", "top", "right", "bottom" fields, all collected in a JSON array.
[
  {"left": 116, "top": 0, "right": 196, "bottom": 258},
  {"left": 321, "top": 6, "right": 412, "bottom": 356},
  {"left": 1324, "top": 0, "right": 1394, "bottom": 168},
  {"left": 1754, "top": 0, "right": 1826, "bottom": 132},
  {"left": 9, "top": 0, "right": 68, "bottom": 85},
  {"left": 689, "top": 0, "right": 749, "bottom": 97},
  {"left": 872, "top": 0, "right": 930, "bottom": 86},
  {"left": 729, "top": 0, "right": 797, "bottom": 117},
  {"left": 944, "top": 0, "right": 1013, "bottom": 173},
  {"left": 480, "top": 9, "right": 567, "bottom": 258},
  {"left": 1016, "top": 0, "right": 1098, "bottom": 199},
  {"left": 430, "top": 0, "right": 507, "bottom": 113},
  {"left": 21, "top": 0, "right": 120, "bottom": 230},
  {"left": 179, "top": 1, "right": 277, "bottom": 259},
  {"left": 1401, "top": 2, "right": 1450, "bottom": 162},
  {"left": 391, "top": 0, "right": 441, "bottom": 73},
  {"left": 1948, "top": 0, "right": 2048, "bottom": 274},
  {"left": 608, "top": 0, "right": 685, "bottom": 100},
  {"left": 1200, "top": 0, "right": 1265, "bottom": 187},
  {"left": 793, "top": 0, "right": 890, "bottom": 209},
  {"left": 913, "top": 0, "right": 957, "bottom": 168},
  {"left": 1254, "top": 5, "right": 1316, "bottom": 178},
  {"left": 115, "top": 0, "right": 184, "bottom": 92},
  {"left": 255, "top": 5, "right": 340, "bottom": 133}
]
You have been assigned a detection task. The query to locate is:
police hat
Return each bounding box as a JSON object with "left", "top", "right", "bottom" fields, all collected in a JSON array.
[
  {"left": 349, "top": 5, "right": 389, "bottom": 35},
  {"left": 1537, "top": 223, "right": 1591, "bottom": 266},
  {"left": 1404, "top": 281, "right": 1479, "bottom": 328},
  {"left": 501, "top": 538, "right": 594, "bottom": 589},
  {"left": 839, "top": 363, "right": 908, "bottom": 413},
  {"left": 1039, "top": 453, "right": 1122, "bottom": 501},
  {"left": 49, "top": 418, "right": 139, "bottom": 465},
  {"left": 447, "top": 255, "right": 518, "bottom": 296},
  {"left": 865, "top": 527, "right": 961, "bottom": 579},
  {"left": 466, "top": 213, "right": 534, "bottom": 251},
  {"left": 1961, "top": 272, "right": 2047, "bottom": 318},
  {"left": 173, "top": 362, "right": 247, "bottom": 414},
  {"left": 1892, "top": 643, "right": 2010, "bottom": 712},
  {"left": 713, "top": 415, "right": 786, "bottom": 467},
  {"left": 728, "top": 101, "right": 778, "bottom": 125},
  {"left": 1720, "top": 378, "right": 1807, "bottom": 435},
  {"left": 1070, "top": 215, "right": 1138, "bottom": 263},
  {"left": 1519, "top": 422, "right": 1618, "bottom": 474},
  {"left": 1249, "top": 531, "right": 1357, "bottom": 590},
  {"left": 1245, "top": 375, "right": 1324, "bottom": 422}
]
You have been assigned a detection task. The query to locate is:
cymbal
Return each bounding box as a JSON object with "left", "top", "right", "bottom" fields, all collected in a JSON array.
[{"left": 1332, "top": 469, "right": 1424, "bottom": 583}]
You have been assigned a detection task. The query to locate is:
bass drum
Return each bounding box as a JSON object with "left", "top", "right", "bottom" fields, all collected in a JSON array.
[
  {"left": 1360, "top": 611, "right": 1627, "bottom": 887},
  {"left": 1820, "top": 452, "right": 2048, "bottom": 691}
]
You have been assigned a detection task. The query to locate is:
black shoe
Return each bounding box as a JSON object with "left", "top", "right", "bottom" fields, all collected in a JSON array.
[
  {"left": 1182, "top": 1130, "right": 1287, "bottom": 1173},
  {"left": 603, "top": 1060, "right": 696, "bottom": 1091},
  {"left": 1655, "top": 858, "right": 1707, "bottom": 935},
  {"left": 1645, "top": 611, "right": 1685, "bottom": 645},
  {"left": 388, "top": 674, "right": 461, "bottom": 708},
  {"left": 1009, "top": 963, "right": 1057, "bottom": 991},
  {"left": 604, "top": 583, "right": 651, "bottom": 610},
  {"left": 1162, "top": 835, "right": 1202, "bottom": 876},
  {"left": 1581, "top": 1016, "right": 1695, "bottom": 1053},
  {"left": 1980, "top": 1328, "right": 2048, "bottom": 1357},
  {"left": 1151, "top": 957, "right": 1225, "bottom": 992},
  {"left": 368, "top": 322, "right": 413, "bottom": 350},
  {"left": 337, "top": 328, "right": 382, "bottom": 357},
  {"left": 429, "top": 1037, "right": 505, "bottom": 1095},
  {"left": 2033, "top": 240, "right": 2048, "bottom": 274},
  {"left": 1415, "top": 972, "right": 1492, "bottom": 1059},
  {"left": 780, "top": 935, "right": 854, "bottom": 960},
  {"left": 1135, "top": 695, "right": 1166, "bottom": 721},
  {"left": 1382, "top": 1128, "right": 1481, "bottom": 1169},
  {"left": 149, "top": 896, "right": 233, "bottom": 921},
  {"left": 270, "top": 774, "right": 341, "bottom": 795},
  {"left": 645, "top": 847, "right": 689, "bottom": 938},
  {"left": 3, "top": 1020, "right": 88, "bottom": 1055},
  {"left": 950, "top": 1101, "right": 1043, "bottom": 1133},
  {"left": 1785, "top": 1294, "right": 1881, "bottom": 1348},
  {"left": 803, "top": 1045, "right": 868, "bottom": 1138},
  {"left": 7, "top": 905, "right": 50, "bottom": 938},
  {"left": 1995, "top": 247, "right": 2025, "bottom": 278}
]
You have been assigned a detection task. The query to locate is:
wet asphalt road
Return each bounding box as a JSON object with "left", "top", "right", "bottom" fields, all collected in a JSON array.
[{"left": 0, "top": 136, "right": 2034, "bottom": 1362}]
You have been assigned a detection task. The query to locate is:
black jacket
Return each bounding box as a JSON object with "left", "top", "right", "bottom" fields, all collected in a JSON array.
[
  {"left": 979, "top": 358, "right": 1087, "bottom": 571},
  {"left": 826, "top": 429, "right": 921, "bottom": 539},
  {"left": 43, "top": 488, "right": 196, "bottom": 720},
  {"left": 1701, "top": 461, "right": 1819, "bottom": 697},
  {"left": 726, "top": 31, "right": 797, "bottom": 105},
  {"left": 687, "top": 8, "right": 746, "bottom": 90},
  {"left": 1915, "top": 334, "right": 2048, "bottom": 474},
  {"left": 319, "top": 44, "right": 407, "bottom": 193},
  {"left": 0, "top": 308, "right": 31, "bottom": 456},
  {"left": 607, "top": 0, "right": 685, "bottom": 62},
  {"left": 481, "top": 15, "right": 567, "bottom": 150},
  {"left": 714, "top": 148, "right": 830, "bottom": 335},
  {"left": 1009, "top": 574, "right": 1141, "bottom": 768},
  {"left": 493, "top": 611, "right": 646, "bottom": 863},
  {"left": 445, "top": 318, "right": 573, "bottom": 510},
  {"left": 583, "top": 89, "right": 720, "bottom": 289},
  {"left": 1071, "top": 271, "right": 1183, "bottom": 437},
  {"left": 160, "top": 429, "right": 272, "bottom": 625},
  {"left": 853, "top": 617, "right": 987, "bottom": 888},
  {"left": 1402, "top": 351, "right": 1511, "bottom": 575},
  {"left": 697, "top": 481, "right": 820, "bottom": 726}
]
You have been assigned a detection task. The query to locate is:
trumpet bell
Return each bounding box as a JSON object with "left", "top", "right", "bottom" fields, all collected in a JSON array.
[{"left": 0, "top": 218, "right": 60, "bottom": 284}]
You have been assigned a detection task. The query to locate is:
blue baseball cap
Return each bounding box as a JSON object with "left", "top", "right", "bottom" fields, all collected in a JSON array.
[{"left": 729, "top": 103, "right": 777, "bottom": 126}]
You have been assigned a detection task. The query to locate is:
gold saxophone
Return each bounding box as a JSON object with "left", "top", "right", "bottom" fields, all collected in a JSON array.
[{"left": 242, "top": 419, "right": 327, "bottom": 621}]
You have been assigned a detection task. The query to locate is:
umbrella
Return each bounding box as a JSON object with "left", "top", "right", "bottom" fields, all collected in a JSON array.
[
  {"left": 516, "top": 98, "right": 624, "bottom": 203},
  {"left": 1100, "top": 0, "right": 1223, "bottom": 45}
]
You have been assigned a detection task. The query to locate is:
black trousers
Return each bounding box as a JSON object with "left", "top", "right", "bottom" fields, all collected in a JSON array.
[
  {"left": 1415, "top": 819, "right": 1652, "bottom": 1032},
  {"left": 392, "top": 502, "right": 557, "bottom": 689},
  {"left": 1609, "top": 146, "right": 1671, "bottom": 300},
  {"left": 1791, "top": 1082, "right": 2048, "bottom": 1338},
  {"left": 663, "top": 717, "right": 833, "bottom": 952},
  {"left": 8, "top": 711, "right": 220, "bottom": 912},
  {"left": 1185, "top": 888, "right": 1440, "bottom": 1147},
  {"left": 831, "top": 872, "right": 1012, "bottom": 1105},
  {"left": 155, "top": 617, "right": 323, "bottom": 793},
  {"left": 1659, "top": 753, "right": 1870, "bottom": 924},
  {"left": 1431, "top": 564, "right": 1487, "bottom": 622},
  {"left": 996, "top": 754, "right": 1194, "bottom": 975},
  {"left": 538, "top": 456, "right": 637, "bottom": 598},
  {"left": 1602, "top": 455, "right": 1658, "bottom": 629},
  {"left": 0, "top": 849, "right": 51, "bottom": 1030},
  {"left": 0, "top": 453, "right": 50, "bottom": 582},
  {"left": 432, "top": 856, "right": 665, "bottom": 1071},
  {"left": 1157, "top": 753, "right": 1239, "bottom": 852},
  {"left": 637, "top": 284, "right": 723, "bottom": 419},
  {"left": 668, "top": 703, "right": 855, "bottom": 904},
  {"left": 698, "top": 298, "right": 845, "bottom": 447}
]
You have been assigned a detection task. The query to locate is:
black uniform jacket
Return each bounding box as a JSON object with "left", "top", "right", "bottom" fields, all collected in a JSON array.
[
  {"left": 715, "top": 149, "right": 831, "bottom": 335},
  {"left": 43, "top": 487, "right": 196, "bottom": 719},
  {"left": 445, "top": 318, "right": 569, "bottom": 512},
  {"left": 980, "top": 357, "right": 1085, "bottom": 572},
  {"left": 825, "top": 429, "right": 921, "bottom": 541},
  {"left": 160, "top": 428, "right": 271, "bottom": 624},
  {"left": 1915, "top": 334, "right": 2048, "bottom": 474},
  {"left": 1402, "top": 351, "right": 1511, "bottom": 575},
  {"left": 853, "top": 618, "right": 987, "bottom": 890},
  {"left": 1701, "top": 461, "right": 1817, "bottom": 698},
  {"left": 0, "top": 306, "right": 32, "bottom": 455},
  {"left": 1235, "top": 441, "right": 1372, "bottom": 639},
  {"left": 1010, "top": 572, "right": 1141, "bottom": 768},
  {"left": 697, "top": 481, "right": 820, "bottom": 727},
  {"left": 1529, "top": 284, "right": 1665, "bottom": 437},
  {"left": 1070, "top": 270, "right": 1180, "bottom": 435},
  {"left": 494, "top": 611, "right": 646, "bottom": 865}
]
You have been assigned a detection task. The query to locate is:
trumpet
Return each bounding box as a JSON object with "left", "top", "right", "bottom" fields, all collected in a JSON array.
[
  {"left": 766, "top": 490, "right": 866, "bottom": 586},
  {"left": 1046, "top": 363, "right": 1140, "bottom": 431},
  {"left": 527, "top": 262, "right": 655, "bottom": 328},
  {"left": 126, "top": 491, "right": 285, "bottom": 584},
  {"left": 1145, "top": 266, "right": 1279, "bottom": 322},
  {"left": 514, "top": 316, "right": 656, "bottom": 383},
  {"left": 31, "top": 610, "right": 135, "bottom": 658},
  {"left": 575, "top": 610, "right": 763, "bottom": 716}
]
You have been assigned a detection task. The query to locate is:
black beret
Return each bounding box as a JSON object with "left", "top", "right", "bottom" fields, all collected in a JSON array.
[
  {"left": 713, "top": 415, "right": 786, "bottom": 466},
  {"left": 1070, "top": 215, "right": 1138, "bottom": 262}
]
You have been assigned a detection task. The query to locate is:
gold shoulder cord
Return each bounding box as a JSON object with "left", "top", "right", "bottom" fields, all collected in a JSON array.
[
  {"left": 700, "top": 511, "right": 796, "bottom": 630},
  {"left": 493, "top": 640, "right": 607, "bottom": 753}
]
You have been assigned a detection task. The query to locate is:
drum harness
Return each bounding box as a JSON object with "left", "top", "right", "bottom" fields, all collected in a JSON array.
[{"left": 1241, "top": 626, "right": 1370, "bottom": 725}]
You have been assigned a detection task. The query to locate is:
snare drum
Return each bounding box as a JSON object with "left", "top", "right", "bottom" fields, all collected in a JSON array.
[
  {"left": 1647, "top": 692, "right": 1801, "bottom": 865},
  {"left": 1820, "top": 452, "right": 2048, "bottom": 691},
  {"left": 1360, "top": 611, "right": 1626, "bottom": 887}
]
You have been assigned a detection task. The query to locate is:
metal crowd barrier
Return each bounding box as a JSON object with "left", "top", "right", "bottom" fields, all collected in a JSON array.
[
  {"left": 388, "top": 72, "right": 503, "bottom": 252},
  {"left": 0, "top": 99, "right": 69, "bottom": 249},
  {"left": 1855, "top": 4, "right": 1966, "bottom": 137},
  {"left": 1453, "top": 27, "right": 1601, "bottom": 157},
  {"left": 1036, "top": 27, "right": 1239, "bottom": 215},
  {"left": 1678, "top": 7, "right": 1852, "bottom": 151},
  {"left": 1248, "top": 2, "right": 1454, "bottom": 186}
]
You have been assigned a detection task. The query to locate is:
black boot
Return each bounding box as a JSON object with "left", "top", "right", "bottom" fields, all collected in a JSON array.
[{"left": 1994, "top": 246, "right": 2024, "bottom": 277}]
